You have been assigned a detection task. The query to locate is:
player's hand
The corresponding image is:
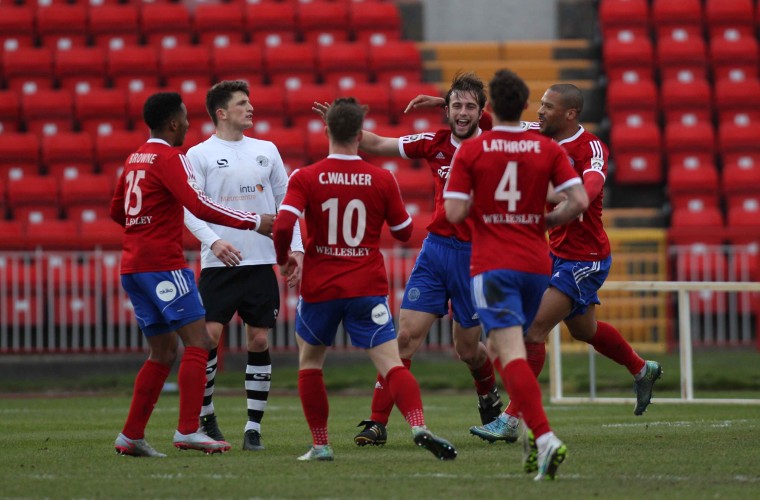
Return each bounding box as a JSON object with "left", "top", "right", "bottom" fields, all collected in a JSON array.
[
  {"left": 404, "top": 95, "right": 445, "bottom": 113},
  {"left": 279, "top": 254, "right": 298, "bottom": 282},
  {"left": 210, "top": 239, "right": 242, "bottom": 267},
  {"left": 312, "top": 101, "right": 330, "bottom": 122},
  {"left": 256, "top": 214, "right": 276, "bottom": 237},
  {"left": 287, "top": 251, "right": 304, "bottom": 289}
]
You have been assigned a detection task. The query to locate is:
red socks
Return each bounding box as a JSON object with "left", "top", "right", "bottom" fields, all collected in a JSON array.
[
  {"left": 525, "top": 342, "right": 546, "bottom": 378},
  {"left": 122, "top": 359, "right": 171, "bottom": 440},
  {"left": 370, "top": 358, "right": 412, "bottom": 424},
  {"left": 298, "top": 369, "right": 329, "bottom": 445},
  {"left": 470, "top": 356, "right": 497, "bottom": 395},
  {"left": 384, "top": 365, "right": 425, "bottom": 428},
  {"left": 500, "top": 359, "right": 550, "bottom": 438},
  {"left": 177, "top": 346, "right": 210, "bottom": 435},
  {"left": 589, "top": 321, "right": 646, "bottom": 376}
]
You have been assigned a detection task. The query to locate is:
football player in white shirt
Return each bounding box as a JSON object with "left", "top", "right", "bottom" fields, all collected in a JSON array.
[{"left": 184, "top": 80, "right": 304, "bottom": 451}]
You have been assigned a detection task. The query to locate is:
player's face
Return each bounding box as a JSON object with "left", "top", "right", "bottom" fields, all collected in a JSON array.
[
  {"left": 224, "top": 91, "right": 254, "bottom": 131},
  {"left": 174, "top": 103, "right": 190, "bottom": 147},
  {"left": 446, "top": 91, "right": 482, "bottom": 140},
  {"left": 537, "top": 90, "right": 566, "bottom": 138}
]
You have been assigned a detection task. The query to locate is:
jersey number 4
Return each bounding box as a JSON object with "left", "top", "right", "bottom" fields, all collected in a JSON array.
[
  {"left": 124, "top": 170, "right": 146, "bottom": 216},
  {"left": 495, "top": 161, "right": 521, "bottom": 212},
  {"left": 321, "top": 198, "right": 367, "bottom": 247}
]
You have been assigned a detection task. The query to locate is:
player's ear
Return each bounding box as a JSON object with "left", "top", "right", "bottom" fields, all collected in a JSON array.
[{"left": 356, "top": 129, "right": 363, "bottom": 144}]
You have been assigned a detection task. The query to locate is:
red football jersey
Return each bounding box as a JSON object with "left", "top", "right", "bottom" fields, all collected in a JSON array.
[
  {"left": 444, "top": 126, "right": 581, "bottom": 276},
  {"left": 278, "top": 155, "right": 412, "bottom": 302},
  {"left": 110, "top": 139, "right": 259, "bottom": 274},
  {"left": 399, "top": 128, "right": 484, "bottom": 242},
  {"left": 547, "top": 126, "right": 611, "bottom": 260}
]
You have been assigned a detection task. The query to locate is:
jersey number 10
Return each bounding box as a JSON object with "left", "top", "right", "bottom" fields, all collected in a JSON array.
[{"left": 321, "top": 198, "right": 367, "bottom": 247}]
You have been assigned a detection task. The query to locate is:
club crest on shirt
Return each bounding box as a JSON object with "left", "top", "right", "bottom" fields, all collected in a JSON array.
[
  {"left": 590, "top": 158, "right": 604, "bottom": 171},
  {"left": 256, "top": 155, "right": 269, "bottom": 168}
]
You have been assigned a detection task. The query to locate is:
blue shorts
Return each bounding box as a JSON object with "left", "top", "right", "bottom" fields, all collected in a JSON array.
[
  {"left": 400, "top": 233, "right": 479, "bottom": 328},
  {"left": 295, "top": 296, "right": 396, "bottom": 349},
  {"left": 550, "top": 254, "right": 611, "bottom": 319},
  {"left": 471, "top": 269, "right": 549, "bottom": 335},
  {"left": 121, "top": 268, "right": 206, "bottom": 337}
]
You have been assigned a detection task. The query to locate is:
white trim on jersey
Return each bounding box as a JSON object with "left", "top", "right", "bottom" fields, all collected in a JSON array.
[
  {"left": 279, "top": 204, "right": 302, "bottom": 218},
  {"left": 472, "top": 273, "right": 487, "bottom": 309},
  {"left": 553, "top": 177, "right": 582, "bottom": 193},
  {"left": 442, "top": 190, "right": 471, "bottom": 201},
  {"left": 389, "top": 216, "right": 412, "bottom": 232},
  {"left": 582, "top": 140, "right": 607, "bottom": 181}
]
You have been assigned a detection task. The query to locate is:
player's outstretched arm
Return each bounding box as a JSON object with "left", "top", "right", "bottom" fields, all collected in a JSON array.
[
  {"left": 404, "top": 94, "right": 445, "bottom": 113},
  {"left": 545, "top": 184, "right": 588, "bottom": 229}
]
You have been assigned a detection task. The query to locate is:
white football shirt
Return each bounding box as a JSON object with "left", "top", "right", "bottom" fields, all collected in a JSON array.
[{"left": 184, "top": 134, "right": 303, "bottom": 268}]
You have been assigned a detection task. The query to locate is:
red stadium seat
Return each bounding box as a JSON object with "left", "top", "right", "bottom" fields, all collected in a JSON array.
[
  {"left": 714, "top": 78, "right": 760, "bottom": 125},
  {"left": 664, "top": 122, "right": 716, "bottom": 158},
  {"left": 719, "top": 122, "right": 760, "bottom": 154},
  {"left": 107, "top": 46, "right": 160, "bottom": 92},
  {"left": 669, "top": 191, "right": 720, "bottom": 211},
  {"left": 610, "top": 122, "right": 663, "bottom": 184},
  {"left": 704, "top": 0, "right": 755, "bottom": 38},
  {"left": 722, "top": 153, "right": 760, "bottom": 194},
  {"left": 50, "top": 294, "right": 99, "bottom": 326},
  {"left": 7, "top": 175, "right": 59, "bottom": 213},
  {"left": 390, "top": 83, "right": 444, "bottom": 130},
  {"left": 60, "top": 173, "right": 113, "bottom": 210},
  {"left": 342, "top": 83, "right": 392, "bottom": 125},
  {"left": 244, "top": 2, "right": 297, "bottom": 47},
  {"left": 652, "top": 0, "right": 703, "bottom": 39},
  {"left": 79, "top": 216, "right": 124, "bottom": 250},
  {"left": 25, "top": 218, "right": 81, "bottom": 250},
  {"left": 667, "top": 154, "right": 719, "bottom": 194},
  {"left": 264, "top": 43, "right": 317, "bottom": 87},
  {"left": 3, "top": 47, "right": 54, "bottom": 94},
  {"left": 0, "top": 133, "right": 40, "bottom": 179},
  {"left": 671, "top": 205, "right": 724, "bottom": 229},
  {"left": 88, "top": 4, "right": 140, "bottom": 50},
  {"left": 393, "top": 166, "right": 435, "bottom": 211},
  {"left": 0, "top": 220, "right": 25, "bottom": 250},
  {"left": 211, "top": 43, "right": 265, "bottom": 85},
  {"left": 598, "top": 0, "right": 650, "bottom": 40},
  {"left": 68, "top": 205, "right": 111, "bottom": 225},
  {"left": 605, "top": 79, "right": 659, "bottom": 125},
  {"left": 656, "top": 36, "right": 709, "bottom": 81},
  {"left": 316, "top": 42, "right": 370, "bottom": 87},
  {"left": 193, "top": 3, "right": 246, "bottom": 47},
  {"left": 159, "top": 45, "right": 212, "bottom": 93},
  {"left": 2, "top": 296, "right": 41, "bottom": 326},
  {"left": 21, "top": 89, "right": 75, "bottom": 136},
  {"left": 41, "top": 132, "right": 95, "bottom": 179},
  {"left": 660, "top": 77, "right": 712, "bottom": 125},
  {"left": 602, "top": 36, "right": 656, "bottom": 82},
  {"left": 246, "top": 85, "right": 287, "bottom": 129},
  {"left": 297, "top": 2, "right": 350, "bottom": 45},
  {"left": 349, "top": 2, "right": 402, "bottom": 44},
  {"left": 285, "top": 83, "right": 339, "bottom": 130},
  {"left": 369, "top": 41, "right": 422, "bottom": 87},
  {"left": 74, "top": 88, "right": 129, "bottom": 137},
  {"left": 95, "top": 130, "right": 146, "bottom": 177},
  {"left": 305, "top": 128, "right": 329, "bottom": 163},
  {"left": 35, "top": 4, "right": 88, "bottom": 49},
  {"left": 728, "top": 197, "right": 760, "bottom": 228},
  {"left": 0, "top": 91, "right": 21, "bottom": 134},
  {"left": 0, "top": 5, "right": 35, "bottom": 49},
  {"left": 709, "top": 34, "right": 759, "bottom": 81},
  {"left": 54, "top": 46, "right": 107, "bottom": 92},
  {"left": 139, "top": 3, "right": 192, "bottom": 48}
]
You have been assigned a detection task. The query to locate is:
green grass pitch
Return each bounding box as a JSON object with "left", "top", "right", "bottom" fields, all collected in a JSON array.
[{"left": 1, "top": 392, "right": 759, "bottom": 499}]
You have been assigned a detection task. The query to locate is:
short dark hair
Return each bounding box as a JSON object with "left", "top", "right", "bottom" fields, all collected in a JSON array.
[
  {"left": 548, "top": 83, "right": 584, "bottom": 115},
  {"left": 143, "top": 92, "right": 184, "bottom": 131},
  {"left": 488, "top": 69, "right": 530, "bottom": 121},
  {"left": 325, "top": 97, "right": 366, "bottom": 144},
  {"left": 445, "top": 72, "right": 487, "bottom": 110},
  {"left": 206, "top": 80, "right": 250, "bottom": 125}
]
